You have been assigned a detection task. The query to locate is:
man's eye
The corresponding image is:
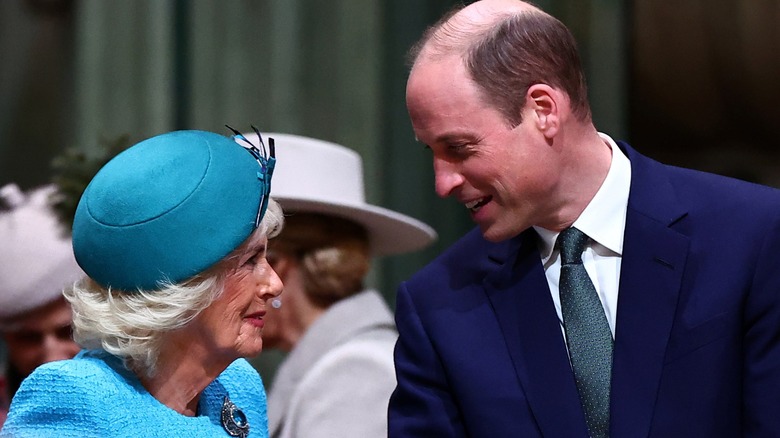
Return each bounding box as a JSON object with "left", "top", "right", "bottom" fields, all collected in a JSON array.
[{"left": 447, "top": 143, "right": 471, "bottom": 154}]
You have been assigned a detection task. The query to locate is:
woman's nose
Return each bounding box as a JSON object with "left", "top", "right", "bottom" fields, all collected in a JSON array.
[{"left": 264, "top": 263, "right": 284, "bottom": 298}]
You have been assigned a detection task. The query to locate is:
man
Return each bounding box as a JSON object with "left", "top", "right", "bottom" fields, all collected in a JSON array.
[{"left": 388, "top": 0, "right": 780, "bottom": 436}]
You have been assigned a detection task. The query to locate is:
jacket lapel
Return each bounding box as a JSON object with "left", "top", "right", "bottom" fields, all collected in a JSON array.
[
  {"left": 484, "top": 231, "right": 590, "bottom": 437},
  {"left": 609, "top": 143, "right": 690, "bottom": 436}
]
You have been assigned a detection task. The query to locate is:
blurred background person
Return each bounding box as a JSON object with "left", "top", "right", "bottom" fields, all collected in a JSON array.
[
  {"left": 1, "top": 129, "right": 282, "bottom": 437},
  {"left": 244, "top": 133, "right": 437, "bottom": 438},
  {"left": 0, "top": 183, "right": 83, "bottom": 428}
]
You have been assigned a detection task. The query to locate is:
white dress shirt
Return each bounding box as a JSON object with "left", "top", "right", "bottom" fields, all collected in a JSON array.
[{"left": 533, "top": 133, "right": 631, "bottom": 338}]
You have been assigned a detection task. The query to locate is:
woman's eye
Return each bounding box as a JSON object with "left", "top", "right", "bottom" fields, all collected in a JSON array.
[{"left": 244, "top": 254, "right": 259, "bottom": 267}]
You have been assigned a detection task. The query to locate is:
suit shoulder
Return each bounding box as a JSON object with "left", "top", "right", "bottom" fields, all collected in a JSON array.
[
  {"left": 405, "top": 227, "right": 521, "bottom": 293},
  {"left": 664, "top": 164, "right": 780, "bottom": 218},
  {"left": 623, "top": 142, "right": 780, "bottom": 221}
]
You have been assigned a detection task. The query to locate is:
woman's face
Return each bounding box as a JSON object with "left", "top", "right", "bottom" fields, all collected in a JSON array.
[
  {"left": 261, "top": 253, "right": 306, "bottom": 352},
  {"left": 1, "top": 298, "right": 80, "bottom": 376},
  {"left": 190, "top": 235, "right": 283, "bottom": 361}
]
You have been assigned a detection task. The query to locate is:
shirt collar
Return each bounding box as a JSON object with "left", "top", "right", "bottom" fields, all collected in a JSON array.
[{"left": 534, "top": 133, "right": 631, "bottom": 260}]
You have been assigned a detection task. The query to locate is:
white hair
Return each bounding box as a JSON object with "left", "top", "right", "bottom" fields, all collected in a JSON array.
[{"left": 64, "top": 199, "right": 284, "bottom": 377}]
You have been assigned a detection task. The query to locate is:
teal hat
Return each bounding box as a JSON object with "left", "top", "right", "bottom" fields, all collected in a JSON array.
[{"left": 72, "top": 129, "right": 275, "bottom": 291}]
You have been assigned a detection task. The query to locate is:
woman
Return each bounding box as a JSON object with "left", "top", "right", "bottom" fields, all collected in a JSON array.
[
  {"left": 0, "top": 184, "right": 84, "bottom": 428},
  {"left": 244, "top": 133, "right": 437, "bottom": 438},
  {"left": 1, "top": 128, "right": 283, "bottom": 438}
]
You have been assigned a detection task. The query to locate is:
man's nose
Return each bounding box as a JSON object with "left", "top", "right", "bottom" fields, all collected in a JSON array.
[{"left": 433, "top": 158, "right": 464, "bottom": 198}]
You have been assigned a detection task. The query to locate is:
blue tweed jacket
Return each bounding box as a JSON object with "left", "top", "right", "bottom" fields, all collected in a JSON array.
[{"left": 0, "top": 350, "right": 268, "bottom": 437}]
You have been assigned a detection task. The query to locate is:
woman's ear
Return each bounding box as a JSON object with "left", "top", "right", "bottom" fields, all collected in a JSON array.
[{"left": 526, "top": 83, "right": 561, "bottom": 138}]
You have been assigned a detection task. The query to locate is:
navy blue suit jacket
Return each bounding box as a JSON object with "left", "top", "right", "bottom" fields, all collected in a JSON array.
[{"left": 389, "top": 143, "right": 780, "bottom": 437}]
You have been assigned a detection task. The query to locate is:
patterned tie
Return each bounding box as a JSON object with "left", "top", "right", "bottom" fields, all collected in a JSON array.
[{"left": 557, "top": 227, "right": 612, "bottom": 438}]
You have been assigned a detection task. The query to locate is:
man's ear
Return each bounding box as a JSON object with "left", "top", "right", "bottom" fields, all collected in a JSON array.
[{"left": 526, "top": 84, "right": 561, "bottom": 138}]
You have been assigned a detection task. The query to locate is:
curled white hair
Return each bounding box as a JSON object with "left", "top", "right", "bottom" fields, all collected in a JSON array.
[{"left": 64, "top": 199, "right": 284, "bottom": 377}]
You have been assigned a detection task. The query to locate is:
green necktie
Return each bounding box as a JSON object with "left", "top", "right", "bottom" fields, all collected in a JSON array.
[{"left": 557, "top": 227, "right": 612, "bottom": 438}]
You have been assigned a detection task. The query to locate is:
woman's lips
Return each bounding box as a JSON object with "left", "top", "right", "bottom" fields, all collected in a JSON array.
[{"left": 245, "top": 311, "right": 265, "bottom": 328}]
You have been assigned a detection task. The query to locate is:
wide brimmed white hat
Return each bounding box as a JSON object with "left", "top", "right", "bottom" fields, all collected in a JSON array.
[
  {"left": 242, "top": 132, "right": 437, "bottom": 255},
  {"left": 0, "top": 184, "right": 84, "bottom": 320}
]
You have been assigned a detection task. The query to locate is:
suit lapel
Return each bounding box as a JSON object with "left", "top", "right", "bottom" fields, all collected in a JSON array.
[
  {"left": 609, "top": 143, "right": 690, "bottom": 436},
  {"left": 484, "top": 231, "right": 590, "bottom": 437}
]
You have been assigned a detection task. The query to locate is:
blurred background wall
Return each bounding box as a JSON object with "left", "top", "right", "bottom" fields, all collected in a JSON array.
[{"left": 1, "top": 0, "right": 778, "bottom": 385}]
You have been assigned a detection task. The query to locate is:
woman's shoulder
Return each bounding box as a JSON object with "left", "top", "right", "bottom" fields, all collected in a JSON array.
[
  {"left": 1, "top": 352, "right": 127, "bottom": 437},
  {"left": 18, "top": 351, "right": 124, "bottom": 394},
  {"left": 206, "top": 359, "right": 268, "bottom": 437},
  {"left": 218, "top": 359, "right": 265, "bottom": 397},
  {"left": 221, "top": 358, "right": 263, "bottom": 382},
  {"left": 307, "top": 337, "right": 396, "bottom": 387},
  {"left": 10, "top": 351, "right": 137, "bottom": 411}
]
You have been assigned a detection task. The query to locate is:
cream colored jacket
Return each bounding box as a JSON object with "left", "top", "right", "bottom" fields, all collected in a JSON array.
[{"left": 267, "top": 290, "right": 397, "bottom": 438}]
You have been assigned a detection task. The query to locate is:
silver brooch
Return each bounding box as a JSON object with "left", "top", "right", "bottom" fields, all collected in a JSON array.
[{"left": 221, "top": 395, "right": 250, "bottom": 437}]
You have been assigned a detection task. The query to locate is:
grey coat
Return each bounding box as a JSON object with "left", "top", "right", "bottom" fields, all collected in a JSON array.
[{"left": 268, "top": 290, "right": 397, "bottom": 438}]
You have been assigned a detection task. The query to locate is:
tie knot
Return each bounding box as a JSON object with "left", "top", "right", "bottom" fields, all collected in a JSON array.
[{"left": 557, "top": 227, "right": 589, "bottom": 265}]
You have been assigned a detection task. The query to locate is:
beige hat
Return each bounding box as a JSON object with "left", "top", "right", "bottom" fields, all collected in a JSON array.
[
  {"left": 242, "top": 133, "right": 437, "bottom": 255},
  {"left": 0, "top": 184, "right": 84, "bottom": 320}
]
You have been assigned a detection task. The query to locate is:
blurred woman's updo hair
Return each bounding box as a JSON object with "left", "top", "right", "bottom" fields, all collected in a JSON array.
[{"left": 270, "top": 213, "right": 370, "bottom": 307}]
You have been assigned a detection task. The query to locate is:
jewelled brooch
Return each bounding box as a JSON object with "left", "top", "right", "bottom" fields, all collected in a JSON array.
[{"left": 221, "top": 395, "right": 250, "bottom": 437}]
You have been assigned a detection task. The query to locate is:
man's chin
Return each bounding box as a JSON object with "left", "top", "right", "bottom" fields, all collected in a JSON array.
[{"left": 479, "top": 224, "right": 514, "bottom": 243}]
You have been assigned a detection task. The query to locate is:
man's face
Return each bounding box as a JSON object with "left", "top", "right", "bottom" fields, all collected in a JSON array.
[
  {"left": 2, "top": 298, "right": 80, "bottom": 376},
  {"left": 406, "top": 55, "right": 563, "bottom": 242}
]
